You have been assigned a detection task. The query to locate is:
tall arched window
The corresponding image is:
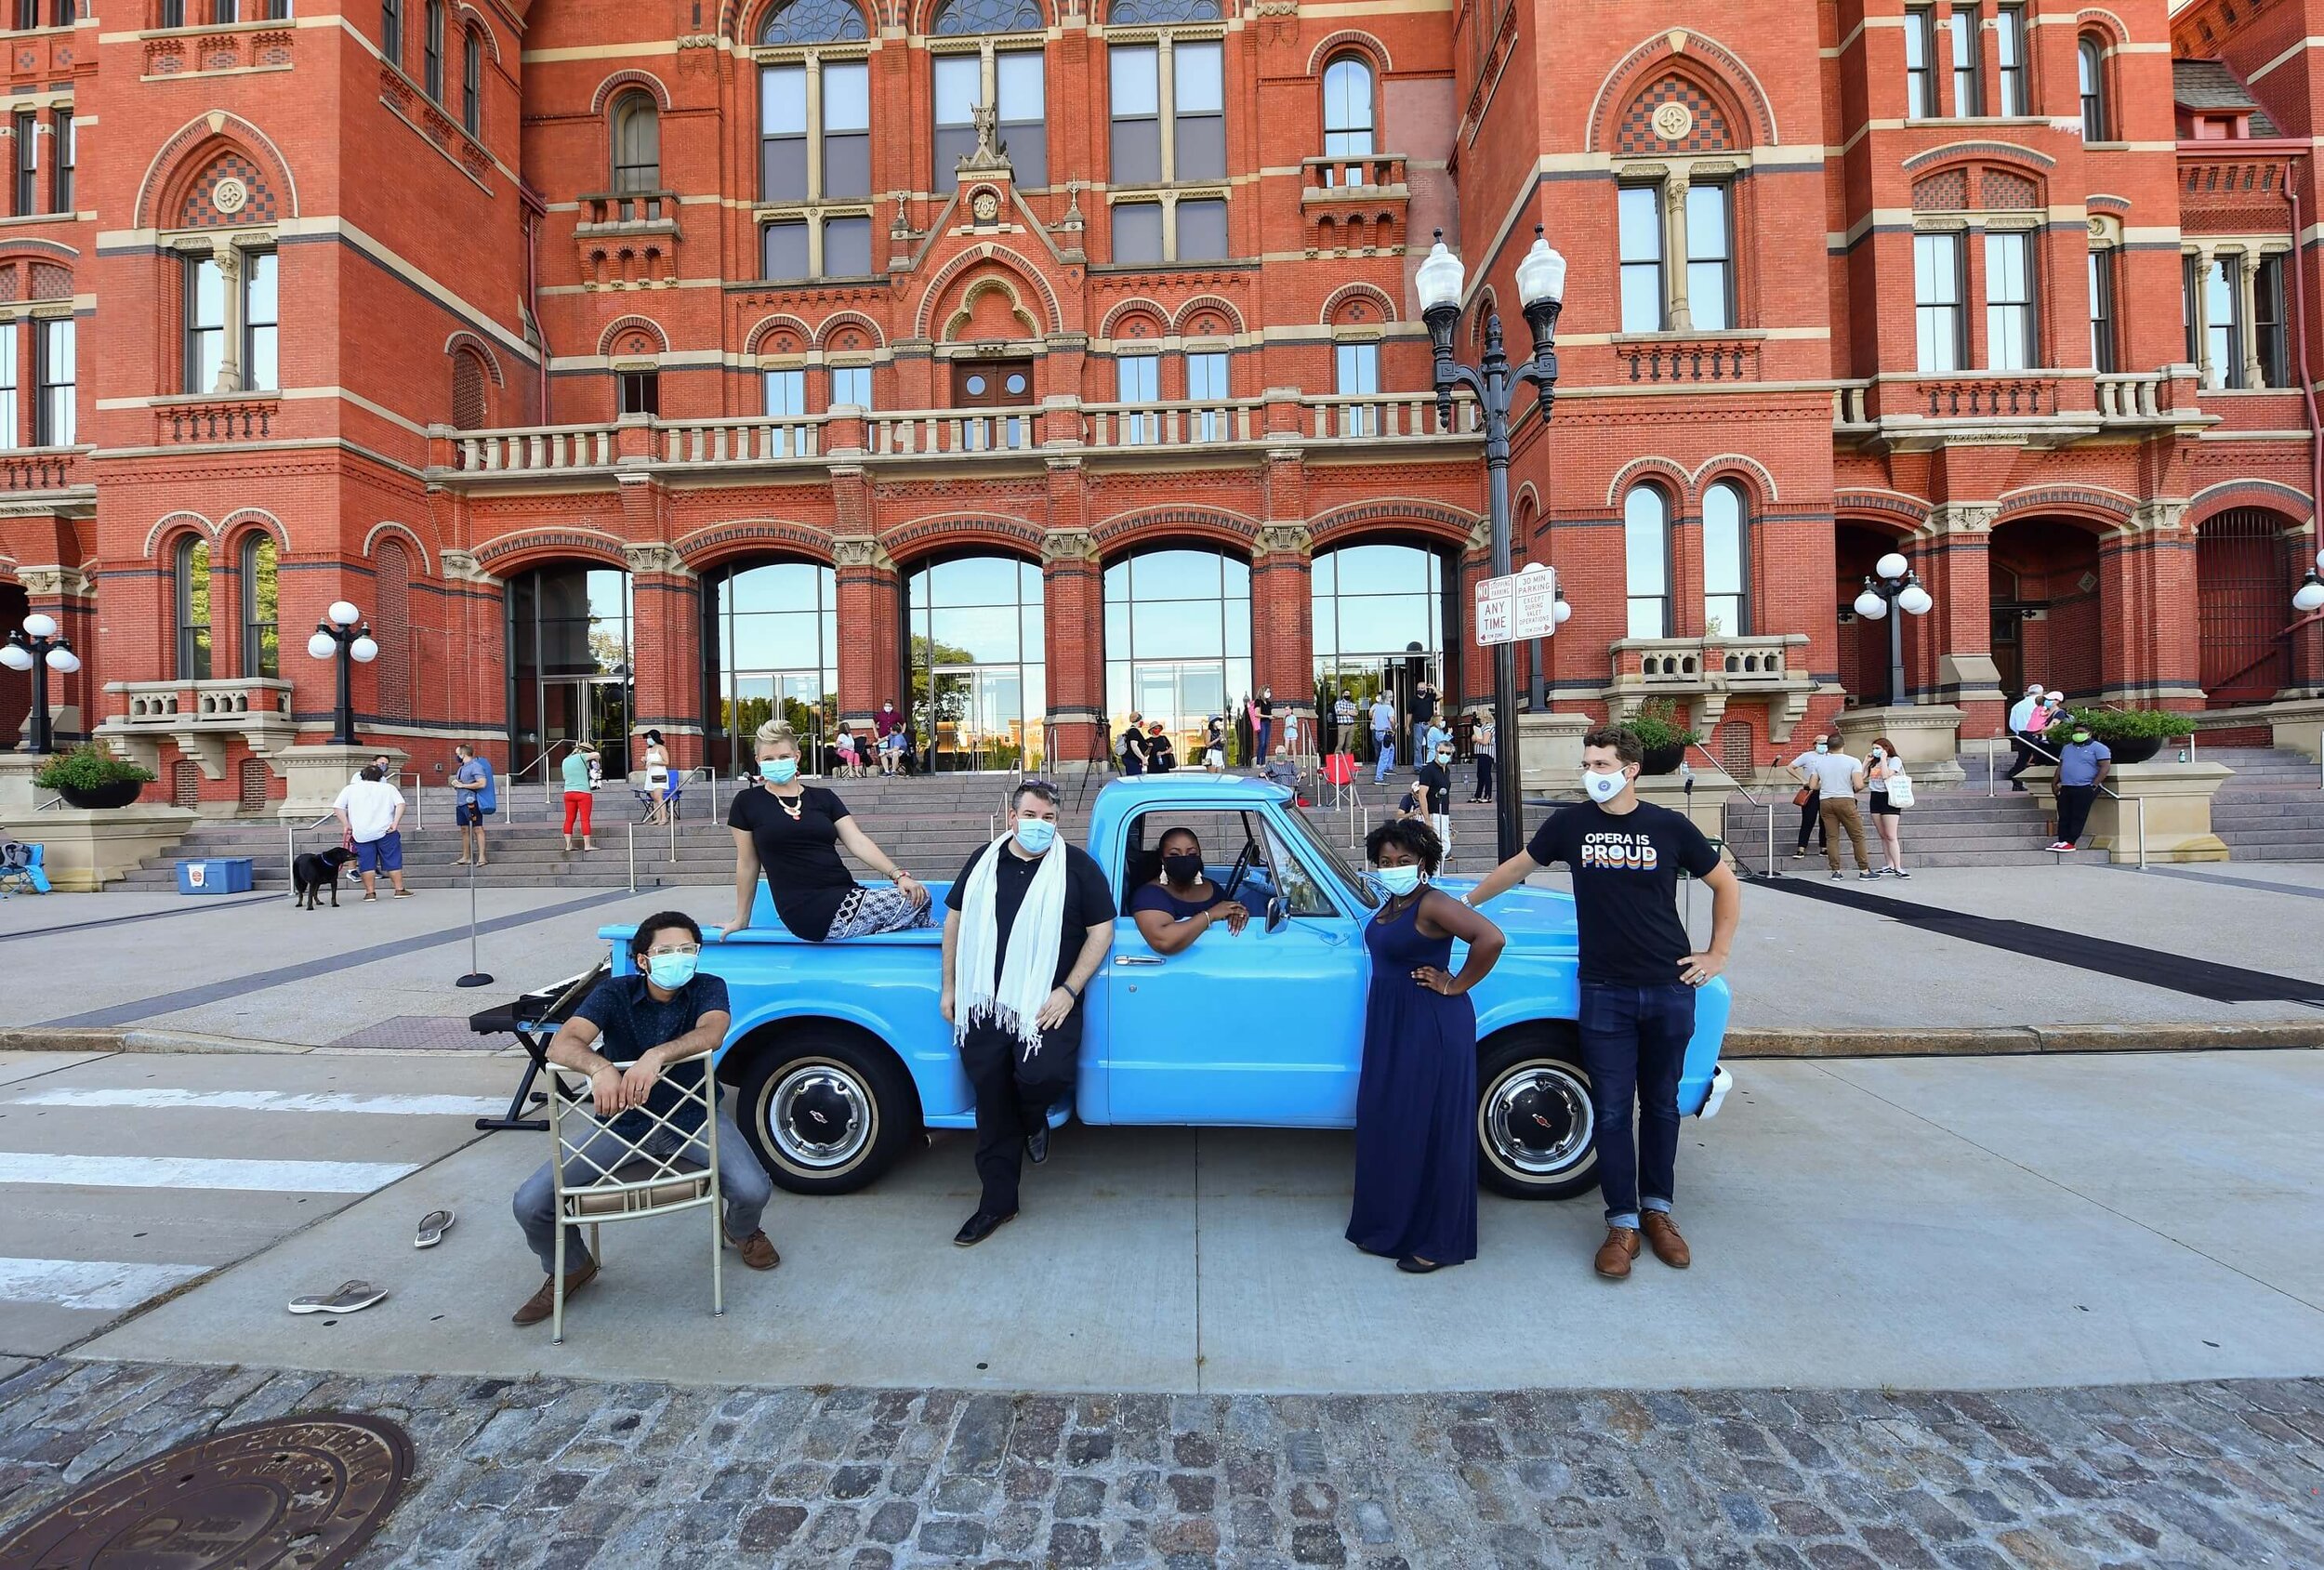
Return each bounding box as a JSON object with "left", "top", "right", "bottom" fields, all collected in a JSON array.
[
  {"left": 461, "top": 27, "right": 482, "bottom": 137},
  {"left": 1623, "top": 485, "right": 1670, "bottom": 639},
  {"left": 1702, "top": 481, "right": 1749, "bottom": 636},
  {"left": 611, "top": 92, "right": 660, "bottom": 193},
  {"left": 422, "top": 0, "right": 444, "bottom": 99},
  {"left": 175, "top": 535, "right": 212, "bottom": 679},
  {"left": 451, "top": 348, "right": 488, "bottom": 429},
  {"left": 2078, "top": 36, "right": 2107, "bottom": 141},
  {"left": 238, "top": 534, "right": 279, "bottom": 678},
  {"left": 1322, "top": 54, "right": 1374, "bottom": 163}
]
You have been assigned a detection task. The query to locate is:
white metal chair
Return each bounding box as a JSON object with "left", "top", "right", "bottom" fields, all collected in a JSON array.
[{"left": 546, "top": 1059, "right": 724, "bottom": 1342}]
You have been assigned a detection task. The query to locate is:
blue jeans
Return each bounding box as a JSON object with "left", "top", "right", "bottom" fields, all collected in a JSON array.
[
  {"left": 1372, "top": 733, "right": 1395, "bottom": 783},
  {"left": 1577, "top": 983, "right": 1695, "bottom": 1229},
  {"left": 1256, "top": 719, "right": 1273, "bottom": 762}
]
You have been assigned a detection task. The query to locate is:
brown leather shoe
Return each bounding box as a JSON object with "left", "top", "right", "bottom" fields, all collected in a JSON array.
[
  {"left": 511, "top": 1259, "right": 597, "bottom": 1326},
  {"left": 1593, "top": 1226, "right": 1641, "bottom": 1280},
  {"left": 725, "top": 1229, "right": 780, "bottom": 1271},
  {"left": 1642, "top": 1212, "right": 1691, "bottom": 1269}
]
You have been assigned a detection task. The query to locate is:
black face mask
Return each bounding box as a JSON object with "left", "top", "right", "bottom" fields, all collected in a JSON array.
[{"left": 1162, "top": 851, "right": 1203, "bottom": 885}]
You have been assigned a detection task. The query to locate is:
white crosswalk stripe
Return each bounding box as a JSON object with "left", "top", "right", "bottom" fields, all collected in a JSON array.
[
  {"left": 0, "top": 1153, "right": 420, "bottom": 1194},
  {"left": 0, "top": 1258, "right": 210, "bottom": 1313},
  {"left": 7, "top": 1088, "right": 507, "bottom": 1117}
]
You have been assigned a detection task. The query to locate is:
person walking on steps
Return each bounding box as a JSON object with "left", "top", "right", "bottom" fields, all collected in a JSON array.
[
  {"left": 2050, "top": 723, "right": 2112, "bottom": 852},
  {"left": 561, "top": 742, "right": 598, "bottom": 853},
  {"left": 1461, "top": 726, "right": 1740, "bottom": 1282},
  {"left": 941, "top": 782, "right": 1116, "bottom": 1247},
  {"left": 1346, "top": 817, "right": 1506, "bottom": 1273},
  {"left": 2003, "top": 683, "right": 2044, "bottom": 790}
]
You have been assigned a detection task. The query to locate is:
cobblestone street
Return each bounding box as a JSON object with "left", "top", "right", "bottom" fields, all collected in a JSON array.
[{"left": 1, "top": 1359, "right": 2318, "bottom": 1568}]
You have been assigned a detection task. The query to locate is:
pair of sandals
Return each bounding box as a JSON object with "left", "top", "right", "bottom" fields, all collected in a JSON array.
[{"left": 284, "top": 1209, "right": 455, "bottom": 1315}]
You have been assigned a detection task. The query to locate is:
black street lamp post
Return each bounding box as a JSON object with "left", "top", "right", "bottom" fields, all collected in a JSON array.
[
  {"left": 306, "top": 600, "right": 379, "bottom": 746},
  {"left": 1852, "top": 551, "right": 1934, "bottom": 707},
  {"left": 0, "top": 613, "right": 81, "bottom": 755},
  {"left": 1418, "top": 224, "right": 1568, "bottom": 864}
]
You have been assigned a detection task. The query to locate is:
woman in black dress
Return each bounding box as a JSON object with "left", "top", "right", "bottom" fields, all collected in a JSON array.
[
  {"left": 1145, "top": 721, "right": 1178, "bottom": 773},
  {"left": 1126, "top": 827, "right": 1250, "bottom": 953},
  {"left": 1119, "top": 713, "right": 1148, "bottom": 776},
  {"left": 726, "top": 720, "right": 932, "bottom": 942},
  {"left": 1346, "top": 817, "right": 1505, "bottom": 1273}
]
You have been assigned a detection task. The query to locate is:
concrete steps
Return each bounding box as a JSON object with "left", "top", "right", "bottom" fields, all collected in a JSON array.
[{"left": 1725, "top": 785, "right": 2106, "bottom": 871}]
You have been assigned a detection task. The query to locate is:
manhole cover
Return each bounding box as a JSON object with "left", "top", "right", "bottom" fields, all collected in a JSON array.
[{"left": 0, "top": 1413, "right": 412, "bottom": 1570}]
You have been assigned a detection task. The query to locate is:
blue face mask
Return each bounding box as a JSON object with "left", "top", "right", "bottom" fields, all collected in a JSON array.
[
  {"left": 644, "top": 952, "right": 698, "bottom": 989},
  {"left": 1014, "top": 817, "right": 1057, "bottom": 854},
  {"left": 1374, "top": 864, "right": 1422, "bottom": 896},
  {"left": 759, "top": 759, "right": 799, "bottom": 785}
]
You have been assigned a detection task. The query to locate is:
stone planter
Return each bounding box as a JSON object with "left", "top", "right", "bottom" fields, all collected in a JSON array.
[
  {"left": 1833, "top": 704, "right": 1967, "bottom": 785},
  {"left": 2097, "top": 735, "right": 2163, "bottom": 766},
  {"left": 56, "top": 779, "right": 147, "bottom": 810},
  {"left": 1639, "top": 742, "right": 1687, "bottom": 776},
  {"left": 2027, "top": 760, "right": 2233, "bottom": 864},
  {"left": 0, "top": 806, "right": 199, "bottom": 891},
  {"left": 1634, "top": 773, "right": 1736, "bottom": 865},
  {"left": 1516, "top": 713, "right": 1593, "bottom": 798}
]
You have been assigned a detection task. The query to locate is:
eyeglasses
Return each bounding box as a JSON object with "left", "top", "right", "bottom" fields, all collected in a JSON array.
[{"left": 643, "top": 943, "right": 702, "bottom": 958}]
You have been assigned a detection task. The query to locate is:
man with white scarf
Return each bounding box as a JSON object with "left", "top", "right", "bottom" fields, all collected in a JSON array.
[{"left": 941, "top": 780, "right": 1116, "bottom": 1246}]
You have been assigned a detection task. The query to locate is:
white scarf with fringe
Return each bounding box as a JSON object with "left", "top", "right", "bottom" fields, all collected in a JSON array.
[{"left": 952, "top": 831, "right": 1069, "bottom": 1060}]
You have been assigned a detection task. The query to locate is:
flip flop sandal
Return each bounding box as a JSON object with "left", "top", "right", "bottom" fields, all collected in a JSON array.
[
  {"left": 414, "top": 1208, "right": 455, "bottom": 1249},
  {"left": 288, "top": 1280, "right": 388, "bottom": 1315}
]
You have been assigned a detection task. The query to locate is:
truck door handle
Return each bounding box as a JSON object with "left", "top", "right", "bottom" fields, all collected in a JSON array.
[{"left": 1114, "top": 955, "right": 1164, "bottom": 967}]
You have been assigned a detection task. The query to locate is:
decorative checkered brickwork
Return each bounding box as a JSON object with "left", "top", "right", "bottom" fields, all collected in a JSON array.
[
  {"left": 1616, "top": 76, "right": 1731, "bottom": 155},
  {"left": 1912, "top": 171, "right": 1968, "bottom": 212},
  {"left": 178, "top": 153, "right": 278, "bottom": 229},
  {"left": 1982, "top": 169, "right": 2039, "bottom": 211},
  {"left": 29, "top": 263, "right": 70, "bottom": 301}
]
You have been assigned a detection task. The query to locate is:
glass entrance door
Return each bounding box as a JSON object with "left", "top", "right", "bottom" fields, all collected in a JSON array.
[
  {"left": 731, "top": 671, "right": 828, "bottom": 772},
  {"left": 1132, "top": 660, "right": 1228, "bottom": 761},
  {"left": 924, "top": 665, "right": 1037, "bottom": 772},
  {"left": 530, "top": 678, "right": 632, "bottom": 774},
  {"left": 1313, "top": 654, "right": 1438, "bottom": 761}
]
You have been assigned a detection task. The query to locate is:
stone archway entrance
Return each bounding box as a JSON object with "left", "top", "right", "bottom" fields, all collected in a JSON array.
[{"left": 1989, "top": 519, "right": 2104, "bottom": 700}]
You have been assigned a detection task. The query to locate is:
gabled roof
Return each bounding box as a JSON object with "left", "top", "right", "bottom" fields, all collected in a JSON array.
[{"left": 2173, "top": 59, "right": 2284, "bottom": 137}]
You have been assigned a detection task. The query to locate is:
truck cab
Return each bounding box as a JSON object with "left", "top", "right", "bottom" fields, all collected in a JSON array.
[{"left": 604, "top": 775, "right": 1731, "bottom": 1201}]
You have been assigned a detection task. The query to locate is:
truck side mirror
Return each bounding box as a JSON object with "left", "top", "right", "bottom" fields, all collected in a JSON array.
[{"left": 1266, "top": 895, "right": 1288, "bottom": 934}]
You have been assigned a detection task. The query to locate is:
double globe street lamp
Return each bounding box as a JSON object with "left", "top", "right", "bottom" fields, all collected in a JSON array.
[
  {"left": 0, "top": 613, "right": 81, "bottom": 756},
  {"left": 2294, "top": 548, "right": 2324, "bottom": 613},
  {"left": 1854, "top": 552, "right": 1934, "bottom": 707},
  {"left": 1417, "top": 224, "right": 1568, "bottom": 863},
  {"left": 307, "top": 600, "right": 379, "bottom": 746}
]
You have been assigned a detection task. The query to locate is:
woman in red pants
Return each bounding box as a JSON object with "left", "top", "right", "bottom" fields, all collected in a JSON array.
[{"left": 561, "top": 742, "right": 598, "bottom": 852}]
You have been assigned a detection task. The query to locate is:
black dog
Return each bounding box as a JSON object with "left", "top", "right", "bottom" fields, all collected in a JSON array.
[{"left": 293, "top": 847, "right": 357, "bottom": 909}]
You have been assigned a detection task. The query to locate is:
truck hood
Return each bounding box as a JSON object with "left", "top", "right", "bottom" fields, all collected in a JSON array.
[{"left": 1432, "top": 878, "right": 1579, "bottom": 954}]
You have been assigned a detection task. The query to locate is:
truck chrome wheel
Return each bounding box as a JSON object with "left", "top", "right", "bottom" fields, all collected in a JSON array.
[
  {"left": 1484, "top": 1066, "right": 1592, "bottom": 1177},
  {"left": 1476, "top": 1031, "right": 1600, "bottom": 1200},
  {"left": 765, "top": 1065, "right": 871, "bottom": 1169}
]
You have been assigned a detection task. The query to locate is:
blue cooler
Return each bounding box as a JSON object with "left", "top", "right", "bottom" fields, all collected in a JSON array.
[{"left": 176, "top": 857, "right": 254, "bottom": 895}]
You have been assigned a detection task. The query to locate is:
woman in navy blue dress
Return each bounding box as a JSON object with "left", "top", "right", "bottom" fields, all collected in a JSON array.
[{"left": 1346, "top": 817, "right": 1507, "bottom": 1273}]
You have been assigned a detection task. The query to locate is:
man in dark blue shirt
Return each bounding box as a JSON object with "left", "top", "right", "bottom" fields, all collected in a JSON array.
[{"left": 509, "top": 911, "right": 777, "bottom": 1326}]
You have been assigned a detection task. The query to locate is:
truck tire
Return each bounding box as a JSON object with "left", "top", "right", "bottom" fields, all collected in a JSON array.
[
  {"left": 733, "top": 1024, "right": 920, "bottom": 1195},
  {"left": 1475, "top": 1027, "right": 1600, "bottom": 1201}
]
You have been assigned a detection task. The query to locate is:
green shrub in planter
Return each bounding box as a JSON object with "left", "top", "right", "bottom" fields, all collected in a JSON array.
[
  {"left": 2042, "top": 706, "right": 2194, "bottom": 742},
  {"left": 31, "top": 743, "right": 157, "bottom": 793},
  {"left": 1621, "top": 700, "right": 1700, "bottom": 775}
]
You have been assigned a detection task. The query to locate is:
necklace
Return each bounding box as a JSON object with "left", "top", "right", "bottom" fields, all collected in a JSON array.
[{"left": 772, "top": 787, "right": 804, "bottom": 821}]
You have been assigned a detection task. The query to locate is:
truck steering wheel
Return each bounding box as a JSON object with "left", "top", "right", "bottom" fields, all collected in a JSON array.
[{"left": 1221, "top": 843, "right": 1253, "bottom": 903}]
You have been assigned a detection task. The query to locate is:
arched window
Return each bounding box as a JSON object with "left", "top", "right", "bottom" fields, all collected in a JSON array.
[
  {"left": 611, "top": 92, "right": 660, "bottom": 193},
  {"left": 1322, "top": 54, "right": 1374, "bottom": 162},
  {"left": 174, "top": 535, "right": 212, "bottom": 679},
  {"left": 1702, "top": 481, "right": 1748, "bottom": 636},
  {"left": 2078, "top": 36, "right": 2106, "bottom": 141},
  {"left": 1623, "top": 484, "right": 1670, "bottom": 639},
  {"left": 759, "top": 0, "right": 865, "bottom": 42},
  {"left": 422, "top": 0, "right": 444, "bottom": 99},
  {"left": 238, "top": 533, "right": 278, "bottom": 679},
  {"left": 1105, "top": 0, "right": 1215, "bottom": 21},
  {"left": 451, "top": 348, "right": 488, "bottom": 429},
  {"left": 461, "top": 27, "right": 482, "bottom": 137},
  {"left": 930, "top": 0, "right": 1040, "bottom": 33}
]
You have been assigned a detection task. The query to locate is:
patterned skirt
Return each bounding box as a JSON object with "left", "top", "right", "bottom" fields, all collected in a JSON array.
[{"left": 825, "top": 884, "right": 936, "bottom": 940}]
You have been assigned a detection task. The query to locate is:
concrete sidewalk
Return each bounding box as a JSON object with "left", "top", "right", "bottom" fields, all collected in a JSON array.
[
  {"left": 5, "top": 862, "right": 2319, "bottom": 1056},
  {"left": 70, "top": 1048, "right": 2324, "bottom": 1395}
]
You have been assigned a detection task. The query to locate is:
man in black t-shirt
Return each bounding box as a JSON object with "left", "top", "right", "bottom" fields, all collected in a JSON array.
[
  {"left": 941, "top": 781, "right": 1116, "bottom": 1245},
  {"left": 1463, "top": 725, "right": 1740, "bottom": 1282},
  {"left": 1409, "top": 682, "right": 1439, "bottom": 772}
]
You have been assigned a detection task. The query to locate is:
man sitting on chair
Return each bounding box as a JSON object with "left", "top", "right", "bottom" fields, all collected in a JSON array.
[{"left": 508, "top": 911, "right": 778, "bottom": 1326}]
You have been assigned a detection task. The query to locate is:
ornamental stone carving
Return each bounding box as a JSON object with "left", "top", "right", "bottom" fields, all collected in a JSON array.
[
  {"left": 1929, "top": 502, "right": 1999, "bottom": 535},
  {"left": 1258, "top": 522, "right": 1312, "bottom": 557},
  {"left": 2133, "top": 499, "right": 2190, "bottom": 535},
  {"left": 621, "top": 541, "right": 693, "bottom": 576},
  {"left": 1040, "top": 528, "right": 1097, "bottom": 563},
  {"left": 14, "top": 564, "right": 92, "bottom": 598},
  {"left": 438, "top": 548, "right": 498, "bottom": 584},
  {"left": 832, "top": 536, "right": 894, "bottom": 571}
]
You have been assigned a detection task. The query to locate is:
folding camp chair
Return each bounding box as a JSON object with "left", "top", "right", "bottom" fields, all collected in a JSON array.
[
  {"left": 0, "top": 841, "right": 48, "bottom": 897},
  {"left": 630, "top": 773, "right": 684, "bottom": 823},
  {"left": 545, "top": 1056, "right": 724, "bottom": 1342}
]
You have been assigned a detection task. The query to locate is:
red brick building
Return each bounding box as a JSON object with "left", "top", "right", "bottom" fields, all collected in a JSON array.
[{"left": 3, "top": 0, "right": 2321, "bottom": 801}]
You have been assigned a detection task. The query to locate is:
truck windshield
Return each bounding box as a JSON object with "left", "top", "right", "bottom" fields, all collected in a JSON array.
[{"left": 1285, "top": 804, "right": 1380, "bottom": 910}]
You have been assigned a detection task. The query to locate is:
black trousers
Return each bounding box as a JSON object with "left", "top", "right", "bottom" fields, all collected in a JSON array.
[
  {"left": 1796, "top": 792, "right": 1826, "bottom": 851},
  {"left": 2055, "top": 784, "right": 2099, "bottom": 847},
  {"left": 2004, "top": 732, "right": 2041, "bottom": 782},
  {"left": 1472, "top": 752, "right": 1494, "bottom": 801},
  {"left": 959, "top": 1020, "right": 1078, "bottom": 1217}
]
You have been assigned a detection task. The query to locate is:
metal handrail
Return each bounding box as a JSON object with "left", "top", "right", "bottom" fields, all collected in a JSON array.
[
  {"left": 283, "top": 810, "right": 337, "bottom": 895},
  {"left": 507, "top": 738, "right": 579, "bottom": 805},
  {"left": 1987, "top": 729, "right": 2143, "bottom": 867}
]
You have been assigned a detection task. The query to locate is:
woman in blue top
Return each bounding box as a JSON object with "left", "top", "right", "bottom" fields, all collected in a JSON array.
[
  {"left": 1126, "top": 826, "right": 1250, "bottom": 953},
  {"left": 1346, "top": 816, "right": 1505, "bottom": 1273}
]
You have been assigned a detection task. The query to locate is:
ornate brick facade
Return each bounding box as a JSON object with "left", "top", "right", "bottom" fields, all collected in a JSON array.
[{"left": 1, "top": 0, "right": 2320, "bottom": 798}]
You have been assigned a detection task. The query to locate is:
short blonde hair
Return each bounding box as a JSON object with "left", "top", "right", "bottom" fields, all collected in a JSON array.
[{"left": 754, "top": 720, "right": 799, "bottom": 752}]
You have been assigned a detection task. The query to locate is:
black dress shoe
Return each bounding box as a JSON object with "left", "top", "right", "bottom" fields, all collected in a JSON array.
[
  {"left": 1396, "top": 1256, "right": 1449, "bottom": 1274},
  {"left": 1026, "top": 1124, "right": 1050, "bottom": 1165},
  {"left": 953, "top": 1209, "right": 1017, "bottom": 1247}
]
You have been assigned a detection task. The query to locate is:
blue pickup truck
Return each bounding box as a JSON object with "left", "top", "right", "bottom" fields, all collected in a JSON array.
[{"left": 602, "top": 775, "right": 1732, "bottom": 1202}]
